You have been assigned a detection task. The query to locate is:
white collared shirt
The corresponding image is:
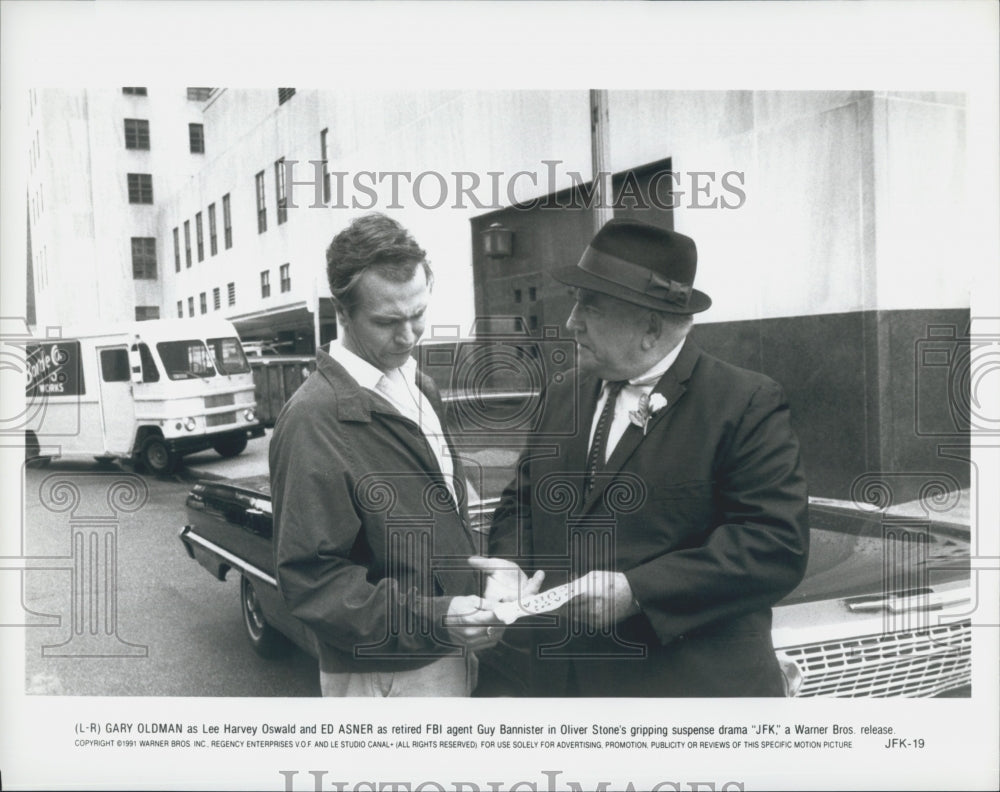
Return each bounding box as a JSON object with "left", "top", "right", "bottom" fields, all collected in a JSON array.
[
  {"left": 587, "top": 338, "right": 686, "bottom": 463},
  {"left": 328, "top": 342, "right": 456, "bottom": 500}
]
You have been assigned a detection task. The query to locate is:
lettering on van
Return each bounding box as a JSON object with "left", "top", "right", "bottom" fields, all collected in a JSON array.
[{"left": 26, "top": 341, "right": 84, "bottom": 397}]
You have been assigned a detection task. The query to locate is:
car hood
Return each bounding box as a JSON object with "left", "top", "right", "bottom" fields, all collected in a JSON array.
[
  {"left": 779, "top": 502, "right": 970, "bottom": 605},
  {"left": 219, "top": 477, "right": 969, "bottom": 606}
]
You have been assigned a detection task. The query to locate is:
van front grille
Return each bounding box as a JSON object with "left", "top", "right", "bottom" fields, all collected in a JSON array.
[{"left": 205, "top": 394, "right": 235, "bottom": 409}]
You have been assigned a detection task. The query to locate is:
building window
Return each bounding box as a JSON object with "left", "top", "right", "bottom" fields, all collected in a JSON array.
[
  {"left": 188, "top": 296, "right": 195, "bottom": 317},
  {"left": 130, "top": 237, "right": 157, "bottom": 279},
  {"left": 122, "top": 87, "right": 147, "bottom": 96},
  {"left": 135, "top": 306, "right": 160, "bottom": 321},
  {"left": 177, "top": 300, "right": 183, "bottom": 318},
  {"left": 278, "top": 88, "right": 296, "bottom": 105},
  {"left": 196, "top": 211, "right": 204, "bottom": 261},
  {"left": 124, "top": 118, "right": 150, "bottom": 150},
  {"left": 260, "top": 270, "right": 271, "bottom": 298},
  {"left": 280, "top": 263, "right": 291, "bottom": 292},
  {"left": 514, "top": 289, "right": 522, "bottom": 303},
  {"left": 222, "top": 193, "right": 232, "bottom": 249},
  {"left": 529, "top": 315, "right": 538, "bottom": 330},
  {"left": 183, "top": 220, "right": 192, "bottom": 267},
  {"left": 189, "top": 123, "right": 205, "bottom": 154},
  {"left": 529, "top": 287, "right": 537, "bottom": 301},
  {"left": 208, "top": 203, "right": 217, "bottom": 255},
  {"left": 274, "top": 158, "right": 287, "bottom": 224},
  {"left": 200, "top": 292, "right": 207, "bottom": 314},
  {"left": 138, "top": 343, "right": 160, "bottom": 382},
  {"left": 187, "top": 87, "right": 212, "bottom": 101},
  {"left": 127, "top": 173, "right": 153, "bottom": 204},
  {"left": 173, "top": 227, "right": 180, "bottom": 272},
  {"left": 255, "top": 171, "right": 267, "bottom": 233},
  {"left": 320, "top": 128, "right": 331, "bottom": 204},
  {"left": 227, "top": 281, "right": 236, "bottom": 306},
  {"left": 213, "top": 287, "right": 220, "bottom": 310}
]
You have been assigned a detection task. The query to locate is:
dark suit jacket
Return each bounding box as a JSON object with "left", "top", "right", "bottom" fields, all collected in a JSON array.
[
  {"left": 488, "top": 341, "right": 809, "bottom": 696},
  {"left": 270, "top": 349, "right": 479, "bottom": 674}
]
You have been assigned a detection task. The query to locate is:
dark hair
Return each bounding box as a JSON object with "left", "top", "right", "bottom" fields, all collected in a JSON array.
[{"left": 325, "top": 213, "right": 432, "bottom": 314}]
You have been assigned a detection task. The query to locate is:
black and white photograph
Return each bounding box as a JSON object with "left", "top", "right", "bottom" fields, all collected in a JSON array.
[{"left": 1, "top": 2, "right": 998, "bottom": 790}]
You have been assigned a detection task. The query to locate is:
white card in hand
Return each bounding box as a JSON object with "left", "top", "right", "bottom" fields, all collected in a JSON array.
[{"left": 493, "top": 583, "right": 578, "bottom": 625}]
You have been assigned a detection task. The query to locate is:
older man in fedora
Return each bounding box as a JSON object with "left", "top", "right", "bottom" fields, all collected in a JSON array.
[{"left": 479, "top": 219, "right": 809, "bottom": 697}]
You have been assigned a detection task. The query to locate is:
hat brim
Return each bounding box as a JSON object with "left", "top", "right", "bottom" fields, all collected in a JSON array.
[{"left": 552, "top": 264, "right": 712, "bottom": 314}]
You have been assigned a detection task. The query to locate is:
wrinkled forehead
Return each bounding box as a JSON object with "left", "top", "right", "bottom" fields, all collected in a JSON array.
[{"left": 356, "top": 265, "right": 430, "bottom": 316}]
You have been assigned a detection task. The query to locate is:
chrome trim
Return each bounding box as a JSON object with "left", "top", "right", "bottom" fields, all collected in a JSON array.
[
  {"left": 846, "top": 589, "right": 972, "bottom": 613},
  {"left": 181, "top": 529, "right": 278, "bottom": 588}
]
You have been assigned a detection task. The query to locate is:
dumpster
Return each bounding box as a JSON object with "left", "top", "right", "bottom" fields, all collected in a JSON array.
[{"left": 249, "top": 356, "right": 316, "bottom": 426}]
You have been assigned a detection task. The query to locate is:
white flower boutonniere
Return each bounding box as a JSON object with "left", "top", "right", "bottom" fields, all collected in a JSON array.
[{"left": 628, "top": 392, "right": 669, "bottom": 435}]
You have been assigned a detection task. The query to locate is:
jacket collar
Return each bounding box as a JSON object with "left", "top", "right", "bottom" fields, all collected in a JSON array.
[
  {"left": 313, "top": 349, "right": 470, "bottom": 516},
  {"left": 315, "top": 348, "right": 398, "bottom": 424}
]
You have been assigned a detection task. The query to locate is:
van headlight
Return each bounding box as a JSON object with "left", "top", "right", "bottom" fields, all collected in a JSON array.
[
  {"left": 243, "top": 408, "right": 256, "bottom": 422},
  {"left": 184, "top": 417, "right": 197, "bottom": 432}
]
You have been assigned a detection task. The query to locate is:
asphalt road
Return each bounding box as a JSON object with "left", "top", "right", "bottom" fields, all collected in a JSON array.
[{"left": 19, "top": 459, "right": 319, "bottom": 697}]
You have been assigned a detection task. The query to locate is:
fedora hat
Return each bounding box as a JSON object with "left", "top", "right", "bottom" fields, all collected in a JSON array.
[{"left": 552, "top": 219, "right": 711, "bottom": 314}]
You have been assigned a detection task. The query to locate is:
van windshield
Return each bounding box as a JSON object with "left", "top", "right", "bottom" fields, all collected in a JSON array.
[
  {"left": 208, "top": 336, "right": 251, "bottom": 375},
  {"left": 156, "top": 340, "right": 217, "bottom": 380}
]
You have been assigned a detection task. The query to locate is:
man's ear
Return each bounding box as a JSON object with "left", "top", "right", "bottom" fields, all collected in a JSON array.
[
  {"left": 332, "top": 299, "right": 349, "bottom": 325},
  {"left": 641, "top": 311, "right": 663, "bottom": 350}
]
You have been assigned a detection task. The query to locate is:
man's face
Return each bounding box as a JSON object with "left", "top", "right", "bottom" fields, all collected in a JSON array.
[
  {"left": 341, "top": 265, "right": 429, "bottom": 373},
  {"left": 565, "top": 289, "right": 648, "bottom": 380}
]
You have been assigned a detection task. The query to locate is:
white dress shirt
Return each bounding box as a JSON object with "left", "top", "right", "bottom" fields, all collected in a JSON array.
[
  {"left": 329, "top": 342, "right": 456, "bottom": 500},
  {"left": 588, "top": 338, "right": 686, "bottom": 463}
]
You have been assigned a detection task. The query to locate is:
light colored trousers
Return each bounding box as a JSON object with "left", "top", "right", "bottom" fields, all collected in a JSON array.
[{"left": 320, "top": 653, "right": 477, "bottom": 697}]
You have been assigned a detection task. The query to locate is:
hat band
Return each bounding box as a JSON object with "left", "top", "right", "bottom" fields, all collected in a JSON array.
[{"left": 578, "top": 247, "right": 692, "bottom": 307}]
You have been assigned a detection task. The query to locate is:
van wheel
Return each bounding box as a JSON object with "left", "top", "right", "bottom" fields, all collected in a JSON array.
[
  {"left": 241, "top": 574, "right": 289, "bottom": 658},
  {"left": 212, "top": 432, "right": 248, "bottom": 458},
  {"left": 140, "top": 436, "right": 178, "bottom": 475}
]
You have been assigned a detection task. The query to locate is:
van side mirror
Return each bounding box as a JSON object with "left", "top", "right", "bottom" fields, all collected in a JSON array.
[{"left": 129, "top": 343, "right": 144, "bottom": 384}]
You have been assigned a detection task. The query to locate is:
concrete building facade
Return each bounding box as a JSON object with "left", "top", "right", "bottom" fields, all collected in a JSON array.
[
  {"left": 27, "top": 88, "right": 970, "bottom": 499},
  {"left": 27, "top": 87, "right": 211, "bottom": 328}
]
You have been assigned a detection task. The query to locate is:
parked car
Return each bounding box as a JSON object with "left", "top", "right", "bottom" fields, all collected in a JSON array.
[{"left": 179, "top": 392, "right": 971, "bottom": 697}]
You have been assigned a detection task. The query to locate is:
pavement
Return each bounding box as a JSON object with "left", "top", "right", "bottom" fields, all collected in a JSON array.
[{"left": 181, "top": 428, "right": 272, "bottom": 482}]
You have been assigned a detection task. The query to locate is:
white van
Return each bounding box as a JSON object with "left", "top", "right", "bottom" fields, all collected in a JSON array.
[{"left": 24, "top": 317, "right": 264, "bottom": 474}]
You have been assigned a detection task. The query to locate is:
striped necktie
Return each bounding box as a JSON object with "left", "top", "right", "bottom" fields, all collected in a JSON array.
[{"left": 585, "top": 380, "right": 626, "bottom": 493}]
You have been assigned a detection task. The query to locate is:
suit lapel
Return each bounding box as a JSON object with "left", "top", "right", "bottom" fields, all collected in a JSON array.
[{"left": 581, "top": 342, "right": 701, "bottom": 514}]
